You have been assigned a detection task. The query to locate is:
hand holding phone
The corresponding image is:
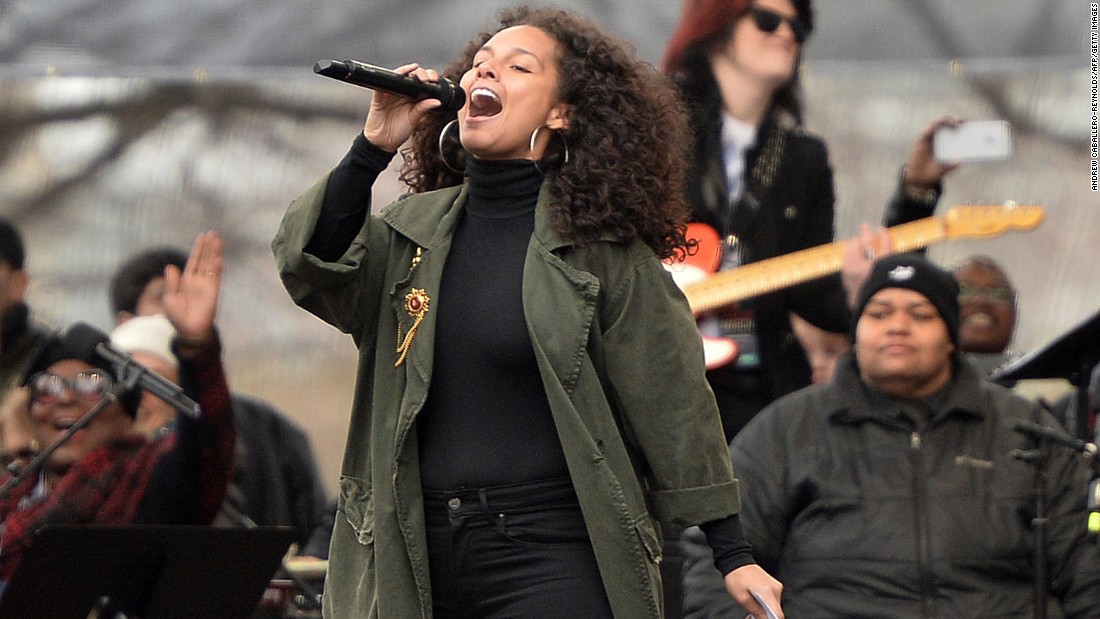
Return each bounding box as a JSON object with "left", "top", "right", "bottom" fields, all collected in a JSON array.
[
  {"left": 933, "top": 120, "right": 1012, "bottom": 163},
  {"left": 749, "top": 589, "right": 781, "bottom": 619}
]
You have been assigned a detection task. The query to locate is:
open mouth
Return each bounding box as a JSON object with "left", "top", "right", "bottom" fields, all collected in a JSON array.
[
  {"left": 468, "top": 88, "right": 502, "bottom": 118},
  {"left": 963, "top": 312, "right": 994, "bottom": 328}
]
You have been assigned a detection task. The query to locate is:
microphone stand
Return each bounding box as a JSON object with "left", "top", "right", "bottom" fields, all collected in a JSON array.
[
  {"left": 104, "top": 346, "right": 199, "bottom": 419},
  {"left": 1010, "top": 421, "right": 1097, "bottom": 619},
  {"left": 220, "top": 499, "right": 323, "bottom": 613},
  {"left": 1011, "top": 442, "right": 1049, "bottom": 619},
  {"left": 0, "top": 392, "right": 119, "bottom": 502}
]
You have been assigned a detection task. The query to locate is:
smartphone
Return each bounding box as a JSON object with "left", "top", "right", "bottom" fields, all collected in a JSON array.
[
  {"left": 750, "top": 590, "right": 781, "bottom": 619},
  {"left": 933, "top": 120, "right": 1012, "bottom": 163}
]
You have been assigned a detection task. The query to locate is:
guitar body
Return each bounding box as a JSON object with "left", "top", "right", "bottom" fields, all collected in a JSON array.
[
  {"left": 665, "top": 223, "right": 739, "bottom": 369},
  {"left": 666, "top": 204, "right": 1044, "bottom": 370},
  {"left": 682, "top": 222, "right": 722, "bottom": 274}
]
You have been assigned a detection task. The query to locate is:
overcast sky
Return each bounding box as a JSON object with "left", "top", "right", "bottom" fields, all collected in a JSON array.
[{"left": 0, "top": 0, "right": 1087, "bottom": 79}]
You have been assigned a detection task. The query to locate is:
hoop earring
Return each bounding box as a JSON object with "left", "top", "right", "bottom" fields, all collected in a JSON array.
[
  {"left": 438, "top": 119, "right": 466, "bottom": 173},
  {"left": 529, "top": 125, "right": 570, "bottom": 175}
]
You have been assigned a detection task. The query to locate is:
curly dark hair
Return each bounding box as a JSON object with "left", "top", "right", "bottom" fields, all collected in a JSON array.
[{"left": 398, "top": 6, "right": 693, "bottom": 260}]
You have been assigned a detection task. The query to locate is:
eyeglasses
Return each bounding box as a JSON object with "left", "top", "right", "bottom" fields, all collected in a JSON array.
[
  {"left": 748, "top": 6, "right": 811, "bottom": 44},
  {"left": 958, "top": 283, "right": 1015, "bottom": 304},
  {"left": 29, "top": 370, "right": 113, "bottom": 405}
]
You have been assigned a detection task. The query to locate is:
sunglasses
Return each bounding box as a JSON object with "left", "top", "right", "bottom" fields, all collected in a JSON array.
[
  {"left": 958, "top": 283, "right": 1015, "bottom": 304},
  {"left": 748, "top": 6, "right": 811, "bottom": 44},
  {"left": 29, "top": 370, "right": 113, "bottom": 405}
]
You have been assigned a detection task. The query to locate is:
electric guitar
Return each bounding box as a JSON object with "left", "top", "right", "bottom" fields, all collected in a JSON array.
[{"left": 664, "top": 203, "right": 1045, "bottom": 369}]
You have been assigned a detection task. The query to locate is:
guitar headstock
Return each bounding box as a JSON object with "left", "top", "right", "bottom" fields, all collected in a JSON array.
[{"left": 943, "top": 203, "right": 1044, "bottom": 238}]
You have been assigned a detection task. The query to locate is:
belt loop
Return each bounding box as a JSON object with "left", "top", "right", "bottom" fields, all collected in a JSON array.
[{"left": 478, "top": 488, "right": 505, "bottom": 530}]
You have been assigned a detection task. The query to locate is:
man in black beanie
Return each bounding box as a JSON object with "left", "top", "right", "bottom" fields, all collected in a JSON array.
[
  {"left": 682, "top": 252, "right": 1100, "bottom": 617},
  {"left": 847, "top": 252, "right": 960, "bottom": 400}
]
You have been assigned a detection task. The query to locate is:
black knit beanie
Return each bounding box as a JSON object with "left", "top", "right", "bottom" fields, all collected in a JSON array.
[{"left": 851, "top": 252, "right": 960, "bottom": 346}]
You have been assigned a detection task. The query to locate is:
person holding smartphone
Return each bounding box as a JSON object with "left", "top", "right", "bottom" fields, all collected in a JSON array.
[{"left": 662, "top": 0, "right": 959, "bottom": 443}]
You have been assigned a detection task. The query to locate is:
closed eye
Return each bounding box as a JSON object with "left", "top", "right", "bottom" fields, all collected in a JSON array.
[{"left": 910, "top": 311, "right": 938, "bottom": 322}]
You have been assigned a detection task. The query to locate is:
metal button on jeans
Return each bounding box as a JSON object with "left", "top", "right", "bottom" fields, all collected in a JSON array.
[{"left": 447, "top": 497, "right": 461, "bottom": 511}]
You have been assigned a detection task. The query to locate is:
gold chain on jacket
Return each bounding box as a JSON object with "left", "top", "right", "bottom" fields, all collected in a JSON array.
[{"left": 395, "top": 247, "right": 429, "bottom": 367}]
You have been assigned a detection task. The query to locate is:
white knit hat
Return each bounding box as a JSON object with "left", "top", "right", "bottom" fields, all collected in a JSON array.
[{"left": 110, "top": 314, "right": 179, "bottom": 370}]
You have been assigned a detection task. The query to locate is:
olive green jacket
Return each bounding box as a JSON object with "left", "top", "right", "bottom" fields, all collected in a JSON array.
[{"left": 272, "top": 173, "right": 741, "bottom": 618}]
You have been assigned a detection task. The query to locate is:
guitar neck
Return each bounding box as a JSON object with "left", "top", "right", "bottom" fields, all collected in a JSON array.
[{"left": 683, "top": 217, "right": 947, "bottom": 313}]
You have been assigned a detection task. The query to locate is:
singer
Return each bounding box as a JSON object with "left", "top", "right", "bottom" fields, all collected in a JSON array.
[
  {"left": 274, "top": 6, "right": 781, "bottom": 619},
  {"left": 681, "top": 253, "right": 1100, "bottom": 618},
  {"left": 0, "top": 232, "right": 235, "bottom": 588}
]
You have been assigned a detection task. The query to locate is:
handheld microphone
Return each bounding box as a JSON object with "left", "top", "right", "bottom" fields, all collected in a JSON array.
[
  {"left": 65, "top": 322, "right": 199, "bottom": 418},
  {"left": 313, "top": 59, "right": 466, "bottom": 112}
]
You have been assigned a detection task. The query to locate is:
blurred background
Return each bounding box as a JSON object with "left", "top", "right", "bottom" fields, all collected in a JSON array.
[{"left": 1, "top": 0, "right": 1095, "bottom": 492}]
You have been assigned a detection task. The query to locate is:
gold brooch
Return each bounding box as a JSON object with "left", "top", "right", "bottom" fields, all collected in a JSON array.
[{"left": 395, "top": 288, "right": 430, "bottom": 367}]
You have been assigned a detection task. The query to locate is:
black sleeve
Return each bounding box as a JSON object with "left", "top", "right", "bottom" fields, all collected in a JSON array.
[
  {"left": 700, "top": 513, "right": 756, "bottom": 575},
  {"left": 304, "top": 133, "right": 396, "bottom": 261},
  {"left": 883, "top": 166, "right": 942, "bottom": 228},
  {"left": 785, "top": 139, "right": 851, "bottom": 333}
]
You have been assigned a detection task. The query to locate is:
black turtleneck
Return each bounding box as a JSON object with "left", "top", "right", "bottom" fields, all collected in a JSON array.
[{"left": 417, "top": 156, "right": 568, "bottom": 489}]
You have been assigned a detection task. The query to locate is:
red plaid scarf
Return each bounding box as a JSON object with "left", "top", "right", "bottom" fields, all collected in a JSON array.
[
  {"left": 0, "top": 435, "right": 171, "bottom": 579},
  {"left": 0, "top": 336, "right": 234, "bottom": 581}
]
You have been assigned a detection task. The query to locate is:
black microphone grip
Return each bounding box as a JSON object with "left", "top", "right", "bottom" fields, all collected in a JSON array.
[
  {"left": 95, "top": 342, "right": 199, "bottom": 418},
  {"left": 314, "top": 59, "right": 466, "bottom": 112},
  {"left": 1011, "top": 419, "right": 1098, "bottom": 456}
]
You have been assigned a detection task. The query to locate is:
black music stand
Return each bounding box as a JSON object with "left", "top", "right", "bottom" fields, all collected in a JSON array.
[
  {"left": 993, "top": 308, "right": 1100, "bottom": 441},
  {"left": 0, "top": 525, "right": 296, "bottom": 619}
]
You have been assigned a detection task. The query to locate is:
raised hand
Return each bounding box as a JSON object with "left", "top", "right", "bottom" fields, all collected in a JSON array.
[
  {"left": 903, "top": 116, "right": 962, "bottom": 189},
  {"left": 841, "top": 222, "right": 893, "bottom": 308},
  {"left": 162, "top": 230, "right": 224, "bottom": 343}
]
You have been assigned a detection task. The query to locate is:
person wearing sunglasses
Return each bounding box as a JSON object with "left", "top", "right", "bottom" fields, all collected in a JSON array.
[
  {"left": 663, "top": 0, "right": 959, "bottom": 444},
  {"left": 952, "top": 254, "right": 1018, "bottom": 367},
  {"left": 0, "top": 231, "right": 235, "bottom": 589},
  {"left": 662, "top": 1, "right": 959, "bottom": 616}
]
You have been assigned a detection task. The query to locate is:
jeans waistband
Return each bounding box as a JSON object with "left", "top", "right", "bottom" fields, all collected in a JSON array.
[{"left": 423, "top": 476, "right": 578, "bottom": 516}]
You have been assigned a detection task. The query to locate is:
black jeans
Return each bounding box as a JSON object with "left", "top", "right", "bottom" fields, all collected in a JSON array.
[{"left": 424, "top": 477, "right": 614, "bottom": 619}]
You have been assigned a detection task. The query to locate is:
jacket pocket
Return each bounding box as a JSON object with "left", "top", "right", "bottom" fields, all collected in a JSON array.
[
  {"left": 339, "top": 475, "right": 374, "bottom": 546},
  {"left": 632, "top": 512, "right": 665, "bottom": 617},
  {"left": 633, "top": 512, "right": 663, "bottom": 565}
]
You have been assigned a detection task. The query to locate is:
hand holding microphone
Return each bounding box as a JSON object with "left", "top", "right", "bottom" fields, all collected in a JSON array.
[
  {"left": 314, "top": 59, "right": 465, "bottom": 152},
  {"left": 314, "top": 59, "right": 466, "bottom": 111}
]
